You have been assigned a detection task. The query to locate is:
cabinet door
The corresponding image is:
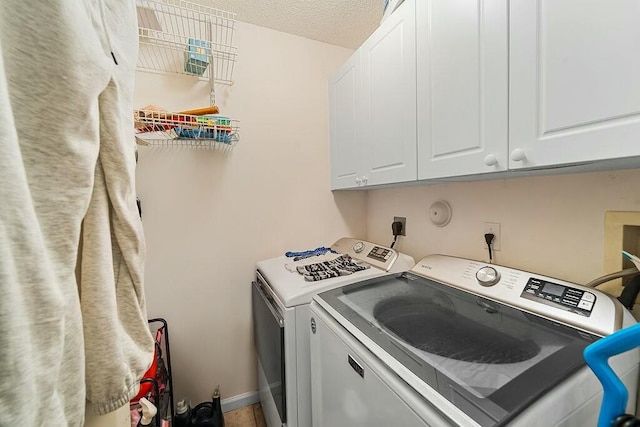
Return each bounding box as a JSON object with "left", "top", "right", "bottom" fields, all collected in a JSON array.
[
  {"left": 360, "top": 0, "right": 417, "bottom": 187},
  {"left": 417, "top": 0, "right": 508, "bottom": 179},
  {"left": 510, "top": 0, "right": 640, "bottom": 169},
  {"left": 330, "top": 51, "right": 361, "bottom": 190}
]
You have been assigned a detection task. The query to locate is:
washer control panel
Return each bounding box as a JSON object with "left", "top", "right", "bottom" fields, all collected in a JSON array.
[
  {"left": 367, "top": 246, "right": 393, "bottom": 262},
  {"left": 521, "top": 277, "right": 595, "bottom": 317},
  {"left": 331, "top": 238, "right": 406, "bottom": 272}
]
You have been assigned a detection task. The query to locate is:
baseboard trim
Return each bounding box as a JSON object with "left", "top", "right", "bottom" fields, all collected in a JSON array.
[{"left": 221, "top": 391, "right": 260, "bottom": 413}]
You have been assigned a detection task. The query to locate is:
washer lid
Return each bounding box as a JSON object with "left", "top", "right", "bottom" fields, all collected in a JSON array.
[{"left": 316, "top": 272, "right": 601, "bottom": 426}]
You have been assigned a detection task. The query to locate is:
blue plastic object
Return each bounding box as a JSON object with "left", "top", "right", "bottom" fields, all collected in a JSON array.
[
  {"left": 175, "top": 127, "right": 234, "bottom": 143},
  {"left": 584, "top": 322, "right": 640, "bottom": 427},
  {"left": 184, "top": 39, "right": 211, "bottom": 76},
  {"left": 285, "top": 247, "right": 337, "bottom": 261}
]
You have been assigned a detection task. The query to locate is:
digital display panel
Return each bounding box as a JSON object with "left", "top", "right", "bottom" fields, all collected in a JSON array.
[
  {"left": 367, "top": 246, "right": 390, "bottom": 261},
  {"left": 542, "top": 282, "right": 565, "bottom": 297}
]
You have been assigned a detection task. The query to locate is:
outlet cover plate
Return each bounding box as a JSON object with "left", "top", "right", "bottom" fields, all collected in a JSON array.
[
  {"left": 394, "top": 216, "right": 406, "bottom": 236},
  {"left": 483, "top": 222, "right": 501, "bottom": 251}
]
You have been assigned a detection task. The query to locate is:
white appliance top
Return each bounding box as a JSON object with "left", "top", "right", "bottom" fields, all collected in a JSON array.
[
  {"left": 410, "top": 254, "right": 628, "bottom": 336},
  {"left": 257, "top": 238, "right": 414, "bottom": 307}
]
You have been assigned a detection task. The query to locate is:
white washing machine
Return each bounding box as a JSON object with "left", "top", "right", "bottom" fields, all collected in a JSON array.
[
  {"left": 310, "top": 255, "right": 640, "bottom": 426},
  {"left": 252, "top": 238, "right": 414, "bottom": 427}
]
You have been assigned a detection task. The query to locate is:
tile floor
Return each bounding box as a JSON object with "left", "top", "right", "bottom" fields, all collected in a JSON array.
[{"left": 224, "top": 403, "right": 266, "bottom": 427}]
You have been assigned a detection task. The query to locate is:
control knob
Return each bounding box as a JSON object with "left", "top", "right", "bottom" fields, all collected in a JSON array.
[
  {"left": 353, "top": 241, "right": 365, "bottom": 253},
  {"left": 476, "top": 266, "right": 501, "bottom": 287}
]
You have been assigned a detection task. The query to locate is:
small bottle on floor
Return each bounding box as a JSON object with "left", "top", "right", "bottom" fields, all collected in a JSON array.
[
  {"left": 174, "top": 399, "right": 192, "bottom": 427},
  {"left": 211, "top": 386, "right": 224, "bottom": 427}
]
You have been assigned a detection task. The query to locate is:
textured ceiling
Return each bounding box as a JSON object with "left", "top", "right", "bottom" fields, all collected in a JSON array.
[{"left": 194, "top": 0, "right": 382, "bottom": 49}]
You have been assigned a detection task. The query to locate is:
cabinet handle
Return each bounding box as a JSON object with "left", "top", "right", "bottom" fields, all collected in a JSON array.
[
  {"left": 361, "top": 176, "right": 368, "bottom": 185},
  {"left": 355, "top": 177, "right": 362, "bottom": 185},
  {"left": 484, "top": 154, "right": 498, "bottom": 167},
  {"left": 510, "top": 148, "right": 526, "bottom": 162}
]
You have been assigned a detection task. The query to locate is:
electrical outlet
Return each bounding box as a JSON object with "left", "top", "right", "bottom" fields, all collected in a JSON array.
[
  {"left": 483, "top": 222, "right": 501, "bottom": 251},
  {"left": 394, "top": 216, "right": 406, "bottom": 236}
]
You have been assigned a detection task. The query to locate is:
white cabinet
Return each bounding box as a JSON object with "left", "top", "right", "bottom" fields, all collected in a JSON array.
[
  {"left": 509, "top": 0, "right": 640, "bottom": 169},
  {"left": 360, "top": 0, "right": 417, "bottom": 186},
  {"left": 331, "top": 0, "right": 640, "bottom": 188},
  {"left": 417, "top": 0, "right": 509, "bottom": 179},
  {"left": 330, "top": 51, "right": 361, "bottom": 190},
  {"left": 329, "top": 0, "right": 416, "bottom": 189}
]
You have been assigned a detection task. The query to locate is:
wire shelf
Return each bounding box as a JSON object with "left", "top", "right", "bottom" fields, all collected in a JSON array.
[
  {"left": 136, "top": 0, "right": 237, "bottom": 86},
  {"left": 134, "top": 109, "right": 240, "bottom": 148}
]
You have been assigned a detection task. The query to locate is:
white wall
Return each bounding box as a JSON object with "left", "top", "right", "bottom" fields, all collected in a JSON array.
[
  {"left": 134, "top": 22, "right": 366, "bottom": 404},
  {"left": 366, "top": 168, "right": 640, "bottom": 286}
]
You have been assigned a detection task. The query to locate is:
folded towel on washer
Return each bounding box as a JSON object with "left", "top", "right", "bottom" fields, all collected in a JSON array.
[{"left": 296, "top": 254, "right": 369, "bottom": 281}]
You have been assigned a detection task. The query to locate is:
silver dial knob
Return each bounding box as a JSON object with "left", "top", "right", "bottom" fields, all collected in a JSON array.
[
  {"left": 353, "top": 241, "right": 365, "bottom": 253},
  {"left": 476, "top": 266, "right": 500, "bottom": 287}
]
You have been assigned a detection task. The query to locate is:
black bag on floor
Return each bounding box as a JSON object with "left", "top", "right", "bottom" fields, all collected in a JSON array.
[{"left": 189, "top": 387, "right": 224, "bottom": 427}]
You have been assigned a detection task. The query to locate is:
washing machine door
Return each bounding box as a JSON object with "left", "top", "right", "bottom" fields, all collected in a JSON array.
[{"left": 316, "top": 272, "right": 600, "bottom": 426}]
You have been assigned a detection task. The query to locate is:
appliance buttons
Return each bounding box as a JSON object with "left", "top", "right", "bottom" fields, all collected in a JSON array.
[
  {"left": 578, "top": 300, "right": 594, "bottom": 311},
  {"left": 476, "top": 266, "right": 501, "bottom": 286},
  {"left": 581, "top": 292, "right": 595, "bottom": 302}
]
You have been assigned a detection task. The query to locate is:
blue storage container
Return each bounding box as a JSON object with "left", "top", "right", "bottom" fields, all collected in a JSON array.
[{"left": 184, "top": 39, "right": 211, "bottom": 76}]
